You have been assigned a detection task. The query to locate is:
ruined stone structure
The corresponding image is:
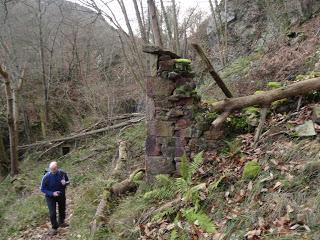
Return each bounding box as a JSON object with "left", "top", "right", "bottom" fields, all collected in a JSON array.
[{"left": 144, "top": 46, "right": 220, "bottom": 178}]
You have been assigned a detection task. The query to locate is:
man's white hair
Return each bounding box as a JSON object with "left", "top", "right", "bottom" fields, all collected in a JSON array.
[{"left": 49, "top": 161, "right": 58, "bottom": 169}]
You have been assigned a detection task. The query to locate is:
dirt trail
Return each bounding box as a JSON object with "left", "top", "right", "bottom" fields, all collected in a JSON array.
[{"left": 11, "top": 196, "right": 74, "bottom": 240}]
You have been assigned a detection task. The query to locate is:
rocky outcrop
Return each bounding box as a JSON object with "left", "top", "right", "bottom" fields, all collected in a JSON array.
[{"left": 206, "top": 0, "right": 320, "bottom": 65}]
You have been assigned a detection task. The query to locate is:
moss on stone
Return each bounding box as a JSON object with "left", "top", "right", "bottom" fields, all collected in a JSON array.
[{"left": 242, "top": 161, "right": 261, "bottom": 180}]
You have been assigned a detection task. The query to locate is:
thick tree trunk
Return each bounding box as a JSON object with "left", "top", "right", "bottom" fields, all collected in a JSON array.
[
  {"left": 0, "top": 66, "right": 19, "bottom": 176},
  {"left": 211, "top": 77, "right": 320, "bottom": 112},
  {"left": 148, "top": 0, "right": 163, "bottom": 47}
]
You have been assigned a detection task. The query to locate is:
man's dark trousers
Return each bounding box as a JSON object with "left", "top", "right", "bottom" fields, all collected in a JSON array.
[{"left": 46, "top": 195, "right": 66, "bottom": 229}]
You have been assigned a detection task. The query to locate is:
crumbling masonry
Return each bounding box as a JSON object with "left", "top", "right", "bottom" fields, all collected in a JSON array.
[{"left": 144, "top": 46, "right": 220, "bottom": 178}]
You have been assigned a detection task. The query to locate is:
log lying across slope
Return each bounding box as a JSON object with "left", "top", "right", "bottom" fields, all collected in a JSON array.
[
  {"left": 210, "top": 77, "right": 320, "bottom": 112},
  {"left": 18, "top": 116, "right": 145, "bottom": 150}
]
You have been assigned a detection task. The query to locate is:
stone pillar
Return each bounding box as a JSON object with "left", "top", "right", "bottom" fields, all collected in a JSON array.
[{"left": 143, "top": 46, "right": 201, "bottom": 179}]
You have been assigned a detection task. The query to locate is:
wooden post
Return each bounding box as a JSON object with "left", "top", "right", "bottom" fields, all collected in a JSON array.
[{"left": 191, "top": 43, "right": 233, "bottom": 98}]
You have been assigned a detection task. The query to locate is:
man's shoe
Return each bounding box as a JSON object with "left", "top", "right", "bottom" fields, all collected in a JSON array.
[
  {"left": 59, "top": 222, "right": 69, "bottom": 228},
  {"left": 49, "top": 229, "right": 58, "bottom": 236}
]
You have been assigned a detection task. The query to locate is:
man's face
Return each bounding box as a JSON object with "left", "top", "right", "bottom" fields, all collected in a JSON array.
[{"left": 50, "top": 165, "right": 58, "bottom": 174}]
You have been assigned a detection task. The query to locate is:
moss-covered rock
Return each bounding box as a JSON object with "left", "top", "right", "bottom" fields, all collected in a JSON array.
[{"left": 242, "top": 161, "right": 261, "bottom": 180}]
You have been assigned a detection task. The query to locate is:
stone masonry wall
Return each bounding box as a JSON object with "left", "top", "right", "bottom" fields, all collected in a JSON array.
[{"left": 145, "top": 48, "right": 221, "bottom": 178}]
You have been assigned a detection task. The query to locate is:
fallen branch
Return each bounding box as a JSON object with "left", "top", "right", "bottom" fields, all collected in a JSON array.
[
  {"left": 212, "top": 111, "right": 231, "bottom": 128},
  {"left": 18, "top": 116, "right": 145, "bottom": 150},
  {"left": 90, "top": 168, "right": 145, "bottom": 237},
  {"left": 191, "top": 43, "right": 233, "bottom": 98},
  {"left": 211, "top": 78, "right": 320, "bottom": 112},
  {"left": 296, "top": 96, "right": 303, "bottom": 111},
  {"left": 35, "top": 142, "right": 64, "bottom": 161},
  {"left": 253, "top": 107, "right": 269, "bottom": 146},
  {"left": 111, "top": 168, "right": 145, "bottom": 196}
]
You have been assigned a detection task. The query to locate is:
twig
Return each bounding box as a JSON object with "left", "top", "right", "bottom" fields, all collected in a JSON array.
[{"left": 296, "top": 96, "right": 303, "bottom": 111}]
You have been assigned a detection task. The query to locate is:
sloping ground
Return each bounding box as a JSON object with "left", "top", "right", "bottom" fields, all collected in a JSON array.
[
  {"left": 0, "top": 122, "right": 146, "bottom": 240},
  {"left": 134, "top": 104, "right": 320, "bottom": 239},
  {"left": 198, "top": 15, "right": 320, "bottom": 101}
]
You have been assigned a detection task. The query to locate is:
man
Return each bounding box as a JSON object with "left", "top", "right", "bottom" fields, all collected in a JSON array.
[{"left": 40, "top": 161, "right": 70, "bottom": 235}]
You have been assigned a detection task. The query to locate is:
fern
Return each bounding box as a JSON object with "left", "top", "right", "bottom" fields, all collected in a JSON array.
[
  {"left": 155, "top": 174, "right": 173, "bottom": 186},
  {"left": 152, "top": 206, "right": 177, "bottom": 221},
  {"left": 182, "top": 208, "right": 216, "bottom": 233},
  {"left": 143, "top": 175, "right": 177, "bottom": 202},
  {"left": 179, "top": 154, "right": 189, "bottom": 181},
  {"left": 175, "top": 178, "right": 188, "bottom": 195},
  {"left": 170, "top": 229, "right": 178, "bottom": 240},
  {"left": 143, "top": 185, "right": 176, "bottom": 202},
  {"left": 188, "top": 151, "right": 204, "bottom": 182}
]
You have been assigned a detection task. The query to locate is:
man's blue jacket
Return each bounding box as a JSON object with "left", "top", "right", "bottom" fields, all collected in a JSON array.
[{"left": 40, "top": 170, "right": 69, "bottom": 197}]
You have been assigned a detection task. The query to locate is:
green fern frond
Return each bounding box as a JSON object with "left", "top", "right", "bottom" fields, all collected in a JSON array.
[
  {"left": 170, "top": 229, "right": 178, "bottom": 240},
  {"left": 208, "top": 175, "right": 225, "bottom": 192},
  {"left": 175, "top": 178, "right": 188, "bottom": 194},
  {"left": 155, "top": 174, "right": 173, "bottom": 187},
  {"left": 188, "top": 151, "right": 204, "bottom": 181},
  {"left": 179, "top": 154, "right": 190, "bottom": 181},
  {"left": 152, "top": 206, "right": 177, "bottom": 221},
  {"left": 182, "top": 208, "right": 216, "bottom": 233},
  {"left": 143, "top": 185, "right": 176, "bottom": 202}
]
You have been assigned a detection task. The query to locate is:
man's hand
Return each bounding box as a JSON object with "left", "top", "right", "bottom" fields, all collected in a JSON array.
[{"left": 53, "top": 191, "right": 60, "bottom": 197}]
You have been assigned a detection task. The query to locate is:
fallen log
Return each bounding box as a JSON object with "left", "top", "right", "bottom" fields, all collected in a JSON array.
[
  {"left": 210, "top": 77, "right": 320, "bottom": 112},
  {"left": 90, "top": 168, "right": 145, "bottom": 237},
  {"left": 191, "top": 43, "right": 233, "bottom": 98},
  {"left": 110, "top": 168, "right": 145, "bottom": 196},
  {"left": 18, "top": 116, "right": 145, "bottom": 150}
]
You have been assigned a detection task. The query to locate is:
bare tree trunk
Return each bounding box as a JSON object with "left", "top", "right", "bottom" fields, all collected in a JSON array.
[
  {"left": 208, "top": 0, "right": 224, "bottom": 66},
  {"left": 0, "top": 131, "right": 8, "bottom": 177},
  {"left": 38, "top": 0, "right": 48, "bottom": 137},
  {"left": 160, "top": 0, "right": 173, "bottom": 48},
  {"left": 148, "top": 0, "right": 163, "bottom": 47},
  {"left": 224, "top": 0, "right": 228, "bottom": 63},
  {"left": 0, "top": 66, "right": 19, "bottom": 176},
  {"left": 133, "top": 0, "right": 147, "bottom": 44},
  {"left": 118, "top": 0, "right": 145, "bottom": 79},
  {"left": 171, "top": 0, "right": 180, "bottom": 54}
]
